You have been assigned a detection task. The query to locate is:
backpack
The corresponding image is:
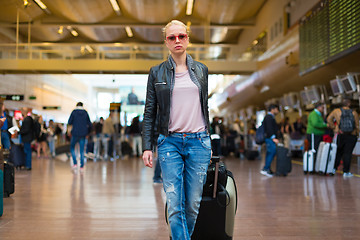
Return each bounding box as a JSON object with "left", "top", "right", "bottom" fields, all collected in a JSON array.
[
  {"left": 255, "top": 123, "right": 265, "bottom": 145},
  {"left": 339, "top": 108, "right": 355, "bottom": 133}
]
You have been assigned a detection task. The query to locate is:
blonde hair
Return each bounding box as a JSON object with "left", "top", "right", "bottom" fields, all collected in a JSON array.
[{"left": 162, "top": 20, "right": 190, "bottom": 39}]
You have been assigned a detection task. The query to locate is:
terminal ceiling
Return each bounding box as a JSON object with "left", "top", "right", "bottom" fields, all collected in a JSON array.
[{"left": 0, "top": 0, "right": 265, "bottom": 74}]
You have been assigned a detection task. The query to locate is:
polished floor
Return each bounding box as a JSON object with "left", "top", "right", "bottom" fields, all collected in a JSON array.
[{"left": 1, "top": 153, "right": 360, "bottom": 240}]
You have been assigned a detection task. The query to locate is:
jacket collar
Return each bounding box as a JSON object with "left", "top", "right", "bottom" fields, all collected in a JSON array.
[
  {"left": 75, "top": 106, "right": 85, "bottom": 110},
  {"left": 166, "top": 54, "right": 195, "bottom": 71}
]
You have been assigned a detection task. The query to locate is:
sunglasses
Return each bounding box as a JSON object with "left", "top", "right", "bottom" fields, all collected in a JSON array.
[{"left": 166, "top": 33, "right": 188, "bottom": 42}]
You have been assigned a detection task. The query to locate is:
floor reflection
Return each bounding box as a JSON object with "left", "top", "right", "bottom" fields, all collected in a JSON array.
[{"left": 1, "top": 155, "right": 360, "bottom": 239}]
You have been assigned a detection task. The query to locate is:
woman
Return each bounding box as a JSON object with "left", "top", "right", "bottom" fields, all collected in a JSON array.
[
  {"left": 47, "top": 120, "right": 56, "bottom": 158},
  {"left": 36, "top": 115, "right": 48, "bottom": 158},
  {"left": 280, "top": 117, "right": 292, "bottom": 149},
  {"left": 142, "top": 20, "right": 211, "bottom": 240}
]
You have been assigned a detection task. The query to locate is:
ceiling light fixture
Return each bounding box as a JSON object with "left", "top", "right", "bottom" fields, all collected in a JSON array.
[
  {"left": 80, "top": 46, "right": 85, "bottom": 55},
  {"left": 33, "top": 0, "right": 46, "bottom": 9},
  {"left": 85, "top": 45, "right": 94, "bottom": 53},
  {"left": 186, "top": 21, "right": 192, "bottom": 32},
  {"left": 67, "top": 26, "right": 78, "bottom": 37},
  {"left": 260, "top": 85, "right": 270, "bottom": 93},
  {"left": 125, "top": 26, "right": 133, "bottom": 37},
  {"left": 58, "top": 26, "right": 63, "bottom": 34},
  {"left": 186, "top": 0, "right": 194, "bottom": 15},
  {"left": 70, "top": 30, "right": 79, "bottom": 37},
  {"left": 24, "top": 0, "right": 29, "bottom": 7},
  {"left": 33, "top": 0, "right": 51, "bottom": 14},
  {"left": 109, "top": 0, "right": 121, "bottom": 15}
]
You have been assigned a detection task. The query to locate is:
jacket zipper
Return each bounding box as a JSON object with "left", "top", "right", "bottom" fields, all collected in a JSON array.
[{"left": 167, "top": 67, "right": 174, "bottom": 135}]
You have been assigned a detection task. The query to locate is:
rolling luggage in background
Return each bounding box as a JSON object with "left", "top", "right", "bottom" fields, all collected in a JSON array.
[
  {"left": 315, "top": 141, "right": 337, "bottom": 174},
  {"left": 3, "top": 161, "right": 15, "bottom": 197},
  {"left": 245, "top": 135, "right": 260, "bottom": 160},
  {"left": 303, "top": 134, "right": 315, "bottom": 174},
  {"left": 86, "top": 140, "right": 94, "bottom": 153},
  {"left": 165, "top": 157, "right": 238, "bottom": 240},
  {"left": 245, "top": 150, "right": 259, "bottom": 160},
  {"left": 276, "top": 144, "right": 292, "bottom": 176},
  {"left": 9, "top": 144, "right": 26, "bottom": 168},
  {"left": 121, "top": 141, "right": 132, "bottom": 156}
]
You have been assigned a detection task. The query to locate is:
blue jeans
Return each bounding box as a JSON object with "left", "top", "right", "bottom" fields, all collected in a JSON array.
[
  {"left": 48, "top": 137, "right": 55, "bottom": 157},
  {"left": 1, "top": 132, "right": 10, "bottom": 149},
  {"left": 23, "top": 142, "right": 32, "bottom": 168},
  {"left": 70, "top": 136, "right": 85, "bottom": 168},
  {"left": 157, "top": 131, "right": 211, "bottom": 240},
  {"left": 264, "top": 138, "right": 276, "bottom": 170},
  {"left": 94, "top": 133, "right": 102, "bottom": 158}
]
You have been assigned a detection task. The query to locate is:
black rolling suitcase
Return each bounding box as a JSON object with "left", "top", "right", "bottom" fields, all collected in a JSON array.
[
  {"left": 9, "top": 144, "right": 26, "bottom": 168},
  {"left": 3, "top": 161, "right": 15, "bottom": 197},
  {"left": 165, "top": 157, "right": 238, "bottom": 240},
  {"left": 245, "top": 150, "right": 259, "bottom": 160},
  {"left": 275, "top": 145, "right": 292, "bottom": 176}
]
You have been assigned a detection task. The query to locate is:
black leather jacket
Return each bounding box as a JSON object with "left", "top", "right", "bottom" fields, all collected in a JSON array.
[{"left": 142, "top": 54, "right": 210, "bottom": 151}]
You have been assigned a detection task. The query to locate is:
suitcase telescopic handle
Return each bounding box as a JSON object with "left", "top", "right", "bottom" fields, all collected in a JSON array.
[{"left": 211, "top": 156, "right": 220, "bottom": 199}]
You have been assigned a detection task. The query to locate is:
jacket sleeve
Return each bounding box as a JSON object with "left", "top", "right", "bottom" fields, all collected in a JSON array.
[
  {"left": 68, "top": 111, "right": 74, "bottom": 125},
  {"left": 204, "top": 66, "right": 210, "bottom": 130},
  {"left": 263, "top": 115, "right": 276, "bottom": 139},
  {"left": 353, "top": 110, "right": 359, "bottom": 135},
  {"left": 312, "top": 112, "right": 327, "bottom": 129},
  {"left": 142, "top": 68, "right": 158, "bottom": 152},
  {"left": 19, "top": 117, "right": 31, "bottom": 135},
  {"left": 326, "top": 109, "right": 337, "bottom": 130}
]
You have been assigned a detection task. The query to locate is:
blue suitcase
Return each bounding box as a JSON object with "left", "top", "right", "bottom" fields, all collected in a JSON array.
[{"left": 9, "top": 144, "right": 26, "bottom": 168}]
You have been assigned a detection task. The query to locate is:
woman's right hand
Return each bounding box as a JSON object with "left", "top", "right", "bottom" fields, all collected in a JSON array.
[{"left": 142, "top": 150, "right": 153, "bottom": 168}]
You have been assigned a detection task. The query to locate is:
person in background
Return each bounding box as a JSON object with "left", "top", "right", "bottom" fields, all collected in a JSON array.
[
  {"left": 1, "top": 104, "right": 11, "bottom": 150},
  {"left": 260, "top": 104, "right": 280, "bottom": 177},
  {"left": 128, "top": 87, "right": 139, "bottom": 105},
  {"left": 36, "top": 115, "right": 48, "bottom": 158},
  {"left": 18, "top": 108, "right": 34, "bottom": 170},
  {"left": 129, "top": 116, "right": 142, "bottom": 157},
  {"left": 68, "top": 102, "right": 92, "bottom": 173},
  {"left": 142, "top": 20, "right": 211, "bottom": 239},
  {"left": 279, "top": 117, "right": 292, "bottom": 149},
  {"left": 93, "top": 117, "right": 104, "bottom": 160},
  {"left": 306, "top": 102, "right": 328, "bottom": 165},
  {"left": 47, "top": 119, "right": 56, "bottom": 158},
  {"left": 102, "top": 111, "right": 115, "bottom": 160},
  {"left": 292, "top": 117, "right": 306, "bottom": 139},
  {"left": 327, "top": 99, "right": 359, "bottom": 177}
]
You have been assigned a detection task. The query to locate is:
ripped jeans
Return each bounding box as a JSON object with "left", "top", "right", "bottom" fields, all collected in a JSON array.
[{"left": 157, "top": 131, "right": 211, "bottom": 240}]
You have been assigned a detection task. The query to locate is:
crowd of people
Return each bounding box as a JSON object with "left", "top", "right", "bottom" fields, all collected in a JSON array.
[
  {"left": 258, "top": 99, "right": 358, "bottom": 177},
  {"left": 0, "top": 101, "right": 145, "bottom": 173}
]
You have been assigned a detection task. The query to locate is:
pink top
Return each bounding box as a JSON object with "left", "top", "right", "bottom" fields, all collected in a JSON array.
[{"left": 169, "top": 71, "right": 206, "bottom": 133}]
